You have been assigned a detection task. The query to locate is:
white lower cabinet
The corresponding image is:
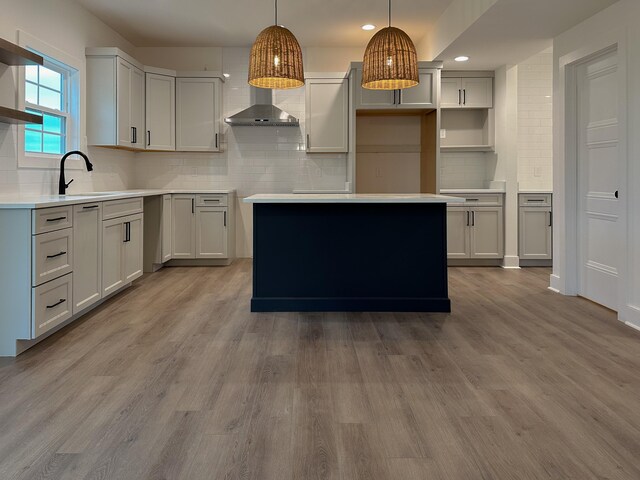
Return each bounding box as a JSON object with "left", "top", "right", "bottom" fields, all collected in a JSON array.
[
  {"left": 171, "top": 193, "right": 234, "bottom": 261},
  {"left": 73, "top": 203, "right": 102, "bottom": 314},
  {"left": 102, "top": 212, "right": 144, "bottom": 296},
  {"left": 172, "top": 195, "right": 196, "bottom": 258},
  {"left": 196, "top": 207, "right": 228, "bottom": 258},
  {"left": 519, "top": 194, "right": 552, "bottom": 261},
  {"left": 447, "top": 205, "right": 504, "bottom": 259}
]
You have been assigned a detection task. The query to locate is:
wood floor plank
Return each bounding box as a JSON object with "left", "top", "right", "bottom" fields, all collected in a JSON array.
[{"left": 1, "top": 261, "right": 639, "bottom": 480}]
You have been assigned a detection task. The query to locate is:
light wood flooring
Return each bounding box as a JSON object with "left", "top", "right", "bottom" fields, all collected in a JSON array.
[{"left": 1, "top": 261, "right": 639, "bottom": 479}]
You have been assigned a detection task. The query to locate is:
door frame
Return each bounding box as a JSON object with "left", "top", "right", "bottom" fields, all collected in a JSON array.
[{"left": 553, "top": 29, "right": 631, "bottom": 324}]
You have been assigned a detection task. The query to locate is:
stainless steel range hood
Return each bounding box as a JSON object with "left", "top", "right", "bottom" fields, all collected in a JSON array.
[{"left": 224, "top": 87, "right": 299, "bottom": 127}]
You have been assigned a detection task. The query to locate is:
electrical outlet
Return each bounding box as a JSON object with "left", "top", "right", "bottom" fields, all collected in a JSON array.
[{"left": 440, "top": 129, "right": 447, "bottom": 139}]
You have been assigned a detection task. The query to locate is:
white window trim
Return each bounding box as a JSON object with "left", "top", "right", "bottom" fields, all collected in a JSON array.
[{"left": 17, "top": 30, "right": 83, "bottom": 170}]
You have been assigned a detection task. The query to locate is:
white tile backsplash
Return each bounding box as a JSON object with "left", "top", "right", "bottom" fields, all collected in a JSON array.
[
  {"left": 440, "top": 152, "right": 494, "bottom": 189},
  {"left": 518, "top": 47, "right": 553, "bottom": 191}
]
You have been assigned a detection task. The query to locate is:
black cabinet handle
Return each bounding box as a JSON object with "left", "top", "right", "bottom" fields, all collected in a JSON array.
[
  {"left": 46, "top": 251, "right": 66, "bottom": 259},
  {"left": 215, "top": 133, "right": 218, "bottom": 149},
  {"left": 471, "top": 210, "right": 475, "bottom": 226},
  {"left": 192, "top": 198, "right": 195, "bottom": 214},
  {"left": 224, "top": 211, "right": 227, "bottom": 227},
  {"left": 549, "top": 211, "right": 553, "bottom": 227},
  {"left": 527, "top": 199, "right": 545, "bottom": 202},
  {"left": 397, "top": 90, "right": 401, "bottom": 105},
  {"left": 615, "top": 190, "right": 619, "bottom": 199},
  {"left": 466, "top": 211, "right": 470, "bottom": 226},
  {"left": 131, "top": 126, "right": 136, "bottom": 144},
  {"left": 46, "top": 216, "right": 66, "bottom": 222},
  {"left": 123, "top": 222, "right": 130, "bottom": 243},
  {"left": 463, "top": 89, "right": 466, "bottom": 105},
  {"left": 46, "top": 298, "right": 65, "bottom": 309},
  {"left": 83, "top": 205, "right": 99, "bottom": 210},
  {"left": 458, "top": 89, "right": 461, "bottom": 105},
  {"left": 147, "top": 130, "right": 151, "bottom": 146}
]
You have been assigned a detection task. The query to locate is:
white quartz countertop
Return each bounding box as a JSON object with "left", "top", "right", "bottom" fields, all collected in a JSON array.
[
  {"left": 519, "top": 190, "right": 553, "bottom": 194},
  {"left": 244, "top": 193, "right": 465, "bottom": 204},
  {"left": 440, "top": 189, "right": 506, "bottom": 194},
  {"left": 0, "top": 189, "right": 235, "bottom": 209}
]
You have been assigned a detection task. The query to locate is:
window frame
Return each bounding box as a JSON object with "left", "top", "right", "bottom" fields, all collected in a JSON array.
[{"left": 17, "top": 30, "right": 82, "bottom": 170}]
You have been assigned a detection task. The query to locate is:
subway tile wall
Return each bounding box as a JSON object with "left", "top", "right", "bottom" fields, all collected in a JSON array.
[
  {"left": 133, "top": 47, "right": 348, "bottom": 197},
  {"left": 517, "top": 47, "right": 553, "bottom": 191},
  {"left": 439, "top": 152, "right": 494, "bottom": 189}
]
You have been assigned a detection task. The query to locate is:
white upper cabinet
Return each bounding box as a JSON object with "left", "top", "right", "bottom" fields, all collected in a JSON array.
[
  {"left": 397, "top": 69, "right": 437, "bottom": 108},
  {"left": 353, "top": 66, "right": 440, "bottom": 110},
  {"left": 441, "top": 77, "right": 493, "bottom": 108},
  {"left": 305, "top": 77, "right": 349, "bottom": 153},
  {"left": 87, "top": 55, "right": 145, "bottom": 149},
  {"left": 176, "top": 77, "right": 221, "bottom": 152},
  {"left": 146, "top": 73, "right": 176, "bottom": 151}
]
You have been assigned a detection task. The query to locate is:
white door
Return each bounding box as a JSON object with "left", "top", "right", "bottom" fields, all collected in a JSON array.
[
  {"left": 306, "top": 78, "right": 349, "bottom": 153},
  {"left": 398, "top": 69, "right": 436, "bottom": 108},
  {"left": 195, "top": 207, "right": 228, "bottom": 258},
  {"left": 172, "top": 195, "right": 196, "bottom": 258},
  {"left": 470, "top": 207, "right": 504, "bottom": 259},
  {"left": 102, "top": 217, "right": 125, "bottom": 296},
  {"left": 446, "top": 207, "right": 470, "bottom": 258},
  {"left": 73, "top": 203, "right": 102, "bottom": 314},
  {"left": 576, "top": 48, "right": 619, "bottom": 310},
  {"left": 116, "top": 58, "right": 133, "bottom": 148},
  {"left": 131, "top": 66, "right": 145, "bottom": 148},
  {"left": 162, "top": 194, "right": 172, "bottom": 262},
  {"left": 461, "top": 78, "right": 493, "bottom": 108},
  {"left": 146, "top": 73, "right": 176, "bottom": 150},
  {"left": 176, "top": 77, "right": 219, "bottom": 151},
  {"left": 441, "top": 78, "right": 462, "bottom": 108},
  {"left": 123, "top": 214, "right": 144, "bottom": 283}
]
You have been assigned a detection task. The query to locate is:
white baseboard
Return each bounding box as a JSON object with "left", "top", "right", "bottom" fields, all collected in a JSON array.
[
  {"left": 502, "top": 255, "right": 521, "bottom": 269},
  {"left": 621, "top": 304, "right": 640, "bottom": 332},
  {"left": 549, "top": 274, "right": 561, "bottom": 293}
]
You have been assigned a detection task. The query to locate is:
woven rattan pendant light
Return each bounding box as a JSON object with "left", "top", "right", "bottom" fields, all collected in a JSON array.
[
  {"left": 362, "top": 0, "right": 419, "bottom": 90},
  {"left": 248, "top": 0, "right": 304, "bottom": 89}
]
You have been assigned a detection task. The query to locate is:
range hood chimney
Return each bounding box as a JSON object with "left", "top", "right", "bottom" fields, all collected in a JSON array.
[{"left": 224, "top": 87, "right": 299, "bottom": 127}]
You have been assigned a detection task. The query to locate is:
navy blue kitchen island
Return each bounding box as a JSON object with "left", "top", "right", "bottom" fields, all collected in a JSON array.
[{"left": 244, "top": 193, "right": 464, "bottom": 313}]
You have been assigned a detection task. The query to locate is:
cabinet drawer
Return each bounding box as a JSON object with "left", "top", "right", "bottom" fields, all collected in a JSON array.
[
  {"left": 32, "top": 273, "right": 73, "bottom": 338},
  {"left": 102, "top": 197, "right": 144, "bottom": 220},
  {"left": 195, "top": 194, "right": 227, "bottom": 207},
  {"left": 519, "top": 193, "right": 551, "bottom": 207},
  {"left": 33, "top": 206, "right": 73, "bottom": 234},
  {"left": 32, "top": 228, "right": 73, "bottom": 286},
  {"left": 448, "top": 194, "right": 503, "bottom": 206}
]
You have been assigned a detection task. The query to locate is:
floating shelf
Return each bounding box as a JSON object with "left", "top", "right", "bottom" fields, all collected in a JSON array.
[
  {"left": 441, "top": 145, "right": 494, "bottom": 152},
  {"left": 0, "top": 37, "right": 43, "bottom": 66},
  {"left": 0, "top": 106, "right": 43, "bottom": 125}
]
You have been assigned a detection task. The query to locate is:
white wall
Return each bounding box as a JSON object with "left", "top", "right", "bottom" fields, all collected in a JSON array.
[
  {"left": 552, "top": 0, "right": 640, "bottom": 329},
  {"left": 518, "top": 48, "right": 553, "bottom": 191},
  {"left": 0, "top": 0, "right": 137, "bottom": 196}
]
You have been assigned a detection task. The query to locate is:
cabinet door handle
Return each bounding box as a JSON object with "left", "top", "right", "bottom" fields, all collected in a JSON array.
[
  {"left": 306, "top": 134, "right": 310, "bottom": 150},
  {"left": 471, "top": 210, "right": 475, "bottom": 226},
  {"left": 203, "top": 199, "right": 220, "bottom": 203},
  {"left": 46, "top": 216, "right": 67, "bottom": 222},
  {"left": 463, "top": 89, "right": 466, "bottom": 105},
  {"left": 549, "top": 211, "right": 552, "bottom": 227},
  {"left": 466, "top": 198, "right": 479, "bottom": 202},
  {"left": 131, "top": 127, "right": 135, "bottom": 143},
  {"left": 127, "top": 222, "right": 131, "bottom": 242},
  {"left": 82, "top": 205, "right": 99, "bottom": 210},
  {"left": 46, "top": 251, "right": 67, "bottom": 259},
  {"left": 397, "top": 90, "right": 401, "bottom": 105},
  {"left": 458, "top": 89, "right": 461, "bottom": 105},
  {"left": 147, "top": 130, "right": 151, "bottom": 146},
  {"left": 615, "top": 190, "right": 619, "bottom": 199},
  {"left": 192, "top": 198, "right": 195, "bottom": 214},
  {"left": 466, "top": 211, "right": 470, "bottom": 226},
  {"left": 224, "top": 211, "right": 227, "bottom": 227},
  {"left": 46, "top": 298, "right": 65, "bottom": 309},
  {"left": 527, "top": 199, "right": 545, "bottom": 202},
  {"left": 215, "top": 133, "right": 218, "bottom": 149}
]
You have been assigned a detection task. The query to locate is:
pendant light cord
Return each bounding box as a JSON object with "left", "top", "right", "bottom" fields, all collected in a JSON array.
[
  {"left": 275, "top": 0, "right": 278, "bottom": 25},
  {"left": 388, "top": 0, "right": 391, "bottom": 27}
]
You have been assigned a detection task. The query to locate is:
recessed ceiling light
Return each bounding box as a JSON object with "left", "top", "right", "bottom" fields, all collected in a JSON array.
[
  {"left": 223, "top": 73, "right": 230, "bottom": 78},
  {"left": 361, "top": 24, "right": 376, "bottom": 31},
  {"left": 454, "top": 56, "right": 470, "bottom": 62}
]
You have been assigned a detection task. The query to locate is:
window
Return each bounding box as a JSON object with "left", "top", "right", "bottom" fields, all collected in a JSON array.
[{"left": 24, "top": 63, "right": 68, "bottom": 155}]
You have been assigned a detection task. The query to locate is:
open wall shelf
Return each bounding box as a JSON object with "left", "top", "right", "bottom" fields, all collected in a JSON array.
[
  {"left": 440, "top": 108, "right": 494, "bottom": 152},
  {"left": 0, "top": 106, "right": 42, "bottom": 125},
  {"left": 0, "top": 38, "right": 43, "bottom": 66}
]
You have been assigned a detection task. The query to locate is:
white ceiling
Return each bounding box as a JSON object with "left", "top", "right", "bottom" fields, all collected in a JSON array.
[
  {"left": 437, "top": 0, "right": 619, "bottom": 70},
  {"left": 73, "top": 0, "right": 454, "bottom": 47}
]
